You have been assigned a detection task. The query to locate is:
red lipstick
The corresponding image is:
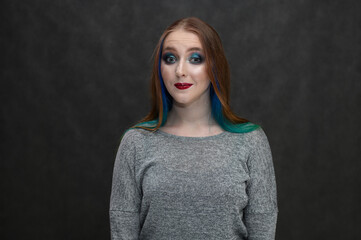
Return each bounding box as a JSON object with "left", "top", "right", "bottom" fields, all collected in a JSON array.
[{"left": 174, "top": 83, "right": 193, "bottom": 89}]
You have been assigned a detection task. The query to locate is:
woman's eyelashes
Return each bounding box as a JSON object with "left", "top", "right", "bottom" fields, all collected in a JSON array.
[
  {"left": 162, "top": 52, "right": 204, "bottom": 65},
  {"left": 163, "top": 53, "right": 177, "bottom": 64},
  {"left": 188, "top": 53, "right": 204, "bottom": 64}
]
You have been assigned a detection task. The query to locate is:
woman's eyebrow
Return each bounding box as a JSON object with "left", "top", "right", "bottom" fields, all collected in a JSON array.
[{"left": 163, "top": 46, "right": 203, "bottom": 52}]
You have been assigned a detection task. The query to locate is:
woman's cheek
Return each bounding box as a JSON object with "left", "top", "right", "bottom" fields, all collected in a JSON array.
[
  {"left": 161, "top": 66, "right": 175, "bottom": 92},
  {"left": 161, "top": 66, "right": 173, "bottom": 83},
  {"left": 189, "top": 65, "right": 205, "bottom": 77}
]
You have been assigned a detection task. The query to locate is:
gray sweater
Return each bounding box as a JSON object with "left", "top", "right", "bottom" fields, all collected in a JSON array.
[{"left": 110, "top": 127, "right": 278, "bottom": 240}]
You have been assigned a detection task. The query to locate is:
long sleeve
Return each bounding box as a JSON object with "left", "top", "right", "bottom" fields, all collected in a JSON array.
[
  {"left": 109, "top": 131, "right": 142, "bottom": 240},
  {"left": 244, "top": 128, "right": 278, "bottom": 240}
]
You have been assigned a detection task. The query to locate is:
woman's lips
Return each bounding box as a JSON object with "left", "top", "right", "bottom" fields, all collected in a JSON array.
[{"left": 174, "top": 83, "right": 193, "bottom": 89}]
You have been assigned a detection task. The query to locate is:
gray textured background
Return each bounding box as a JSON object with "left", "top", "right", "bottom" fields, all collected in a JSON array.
[{"left": 1, "top": 0, "right": 360, "bottom": 239}]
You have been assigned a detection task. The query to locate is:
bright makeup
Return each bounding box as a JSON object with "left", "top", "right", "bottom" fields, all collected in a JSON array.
[
  {"left": 174, "top": 83, "right": 193, "bottom": 90},
  {"left": 162, "top": 52, "right": 204, "bottom": 65}
]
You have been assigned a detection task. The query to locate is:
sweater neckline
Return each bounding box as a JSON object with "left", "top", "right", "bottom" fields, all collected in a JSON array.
[{"left": 156, "top": 129, "right": 228, "bottom": 140}]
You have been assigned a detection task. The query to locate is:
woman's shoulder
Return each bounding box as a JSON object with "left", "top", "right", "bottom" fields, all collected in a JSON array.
[
  {"left": 119, "top": 127, "right": 153, "bottom": 144},
  {"left": 242, "top": 127, "right": 271, "bottom": 152},
  {"left": 245, "top": 126, "right": 268, "bottom": 140},
  {"left": 229, "top": 126, "right": 270, "bottom": 148}
]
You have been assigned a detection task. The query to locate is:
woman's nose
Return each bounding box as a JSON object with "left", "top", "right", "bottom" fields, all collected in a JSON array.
[{"left": 175, "top": 60, "right": 187, "bottom": 77}]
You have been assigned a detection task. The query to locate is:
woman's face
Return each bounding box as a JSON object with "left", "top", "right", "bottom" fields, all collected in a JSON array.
[{"left": 161, "top": 29, "right": 210, "bottom": 107}]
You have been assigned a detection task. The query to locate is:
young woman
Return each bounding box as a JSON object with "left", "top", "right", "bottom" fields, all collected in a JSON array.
[{"left": 110, "top": 17, "right": 278, "bottom": 239}]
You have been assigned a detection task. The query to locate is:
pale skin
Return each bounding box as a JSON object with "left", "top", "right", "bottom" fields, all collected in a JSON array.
[{"left": 159, "top": 29, "right": 224, "bottom": 137}]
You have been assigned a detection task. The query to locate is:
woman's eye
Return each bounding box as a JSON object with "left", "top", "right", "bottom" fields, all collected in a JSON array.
[
  {"left": 162, "top": 53, "right": 176, "bottom": 64},
  {"left": 188, "top": 53, "right": 204, "bottom": 64}
]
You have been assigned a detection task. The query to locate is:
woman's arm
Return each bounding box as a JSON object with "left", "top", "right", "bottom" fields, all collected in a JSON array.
[
  {"left": 244, "top": 128, "right": 278, "bottom": 240},
  {"left": 109, "top": 131, "right": 141, "bottom": 240}
]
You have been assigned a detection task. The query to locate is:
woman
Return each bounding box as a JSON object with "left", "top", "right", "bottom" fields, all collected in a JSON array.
[{"left": 110, "top": 17, "right": 278, "bottom": 239}]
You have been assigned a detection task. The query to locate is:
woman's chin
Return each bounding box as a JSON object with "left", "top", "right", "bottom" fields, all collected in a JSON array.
[
  {"left": 173, "top": 101, "right": 190, "bottom": 107},
  {"left": 172, "top": 98, "right": 193, "bottom": 107}
]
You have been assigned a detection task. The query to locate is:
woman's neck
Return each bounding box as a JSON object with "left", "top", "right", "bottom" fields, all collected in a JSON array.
[{"left": 161, "top": 97, "right": 224, "bottom": 136}]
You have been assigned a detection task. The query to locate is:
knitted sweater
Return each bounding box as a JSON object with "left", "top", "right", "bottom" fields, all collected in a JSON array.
[{"left": 110, "top": 127, "right": 278, "bottom": 239}]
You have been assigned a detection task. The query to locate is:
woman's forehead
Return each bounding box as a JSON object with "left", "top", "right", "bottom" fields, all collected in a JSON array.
[{"left": 163, "top": 30, "right": 203, "bottom": 50}]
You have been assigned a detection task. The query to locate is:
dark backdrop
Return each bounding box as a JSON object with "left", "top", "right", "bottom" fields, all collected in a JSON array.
[{"left": 1, "top": 0, "right": 360, "bottom": 239}]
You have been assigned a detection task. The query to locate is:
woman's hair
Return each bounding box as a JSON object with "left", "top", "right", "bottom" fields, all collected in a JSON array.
[{"left": 128, "top": 17, "right": 260, "bottom": 134}]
